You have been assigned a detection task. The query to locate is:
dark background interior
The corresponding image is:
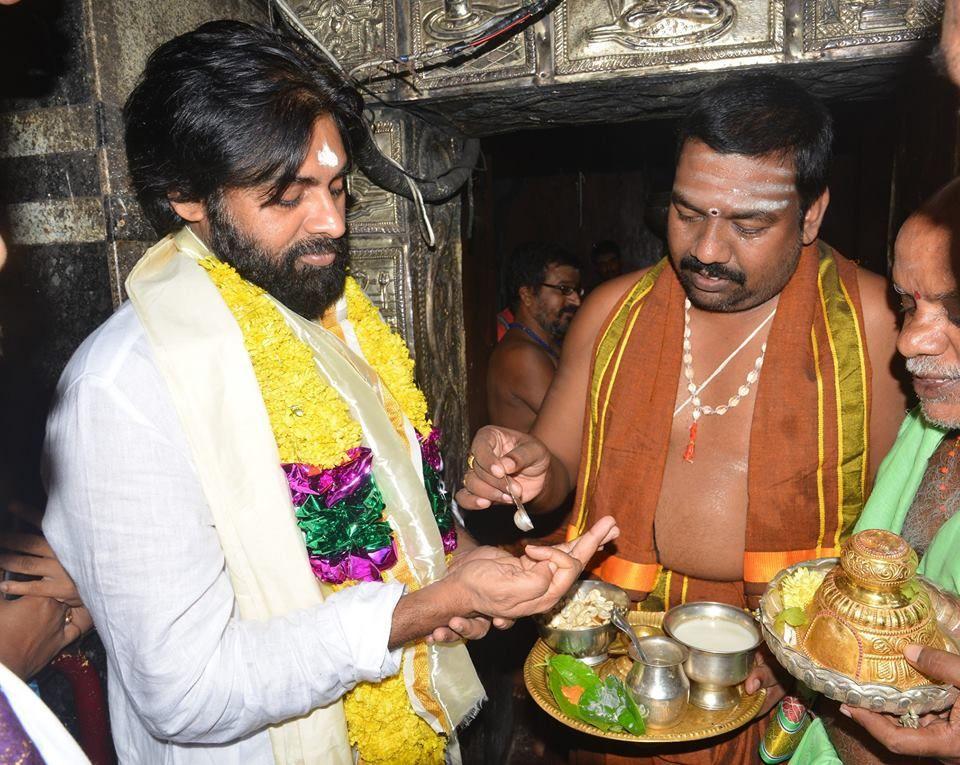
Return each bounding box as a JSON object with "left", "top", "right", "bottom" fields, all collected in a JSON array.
[{"left": 461, "top": 67, "right": 960, "bottom": 439}]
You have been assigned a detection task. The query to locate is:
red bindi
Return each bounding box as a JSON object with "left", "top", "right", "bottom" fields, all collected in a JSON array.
[{"left": 914, "top": 290, "right": 921, "bottom": 300}]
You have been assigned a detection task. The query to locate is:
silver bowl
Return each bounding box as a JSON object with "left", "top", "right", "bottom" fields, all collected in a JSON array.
[
  {"left": 663, "top": 601, "right": 762, "bottom": 710},
  {"left": 760, "top": 557, "right": 960, "bottom": 715},
  {"left": 534, "top": 580, "right": 630, "bottom": 665}
]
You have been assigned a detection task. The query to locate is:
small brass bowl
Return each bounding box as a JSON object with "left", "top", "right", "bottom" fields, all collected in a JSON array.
[{"left": 534, "top": 580, "right": 630, "bottom": 665}]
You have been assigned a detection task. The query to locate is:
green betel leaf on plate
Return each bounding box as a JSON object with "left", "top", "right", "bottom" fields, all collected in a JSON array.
[
  {"left": 547, "top": 654, "right": 602, "bottom": 691},
  {"left": 620, "top": 683, "right": 647, "bottom": 736},
  {"left": 546, "top": 655, "right": 600, "bottom": 720},
  {"left": 578, "top": 676, "right": 646, "bottom": 735}
]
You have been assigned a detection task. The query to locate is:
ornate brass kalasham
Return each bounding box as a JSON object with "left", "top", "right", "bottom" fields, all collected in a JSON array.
[{"left": 800, "top": 529, "right": 958, "bottom": 690}]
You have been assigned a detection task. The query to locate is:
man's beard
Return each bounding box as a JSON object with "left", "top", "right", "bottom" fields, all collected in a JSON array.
[
  {"left": 906, "top": 355, "right": 960, "bottom": 428},
  {"left": 676, "top": 238, "right": 801, "bottom": 313},
  {"left": 536, "top": 304, "right": 577, "bottom": 342},
  {"left": 208, "top": 202, "right": 350, "bottom": 319}
]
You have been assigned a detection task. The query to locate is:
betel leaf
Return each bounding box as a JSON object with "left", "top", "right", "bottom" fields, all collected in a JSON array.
[
  {"left": 547, "top": 655, "right": 601, "bottom": 692},
  {"left": 579, "top": 676, "right": 646, "bottom": 735},
  {"left": 547, "top": 667, "right": 584, "bottom": 719},
  {"left": 578, "top": 676, "right": 623, "bottom": 732},
  {"left": 621, "top": 684, "right": 647, "bottom": 736},
  {"left": 546, "top": 655, "right": 600, "bottom": 720},
  {"left": 545, "top": 656, "right": 646, "bottom": 736}
]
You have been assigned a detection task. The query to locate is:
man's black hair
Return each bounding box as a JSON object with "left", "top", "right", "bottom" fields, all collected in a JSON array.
[
  {"left": 677, "top": 74, "right": 833, "bottom": 215},
  {"left": 124, "top": 20, "right": 363, "bottom": 235},
  {"left": 505, "top": 242, "right": 579, "bottom": 312}
]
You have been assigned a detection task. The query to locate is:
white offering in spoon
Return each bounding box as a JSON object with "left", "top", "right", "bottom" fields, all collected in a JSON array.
[{"left": 672, "top": 617, "right": 758, "bottom": 653}]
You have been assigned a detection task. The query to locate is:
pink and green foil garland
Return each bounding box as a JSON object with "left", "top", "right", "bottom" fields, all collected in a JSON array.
[{"left": 284, "top": 428, "right": 457, "bottom": 584}]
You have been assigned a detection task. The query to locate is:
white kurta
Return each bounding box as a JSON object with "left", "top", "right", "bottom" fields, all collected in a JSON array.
[{"left": 42, "top": 303, "right": 404, "bottom": 764}]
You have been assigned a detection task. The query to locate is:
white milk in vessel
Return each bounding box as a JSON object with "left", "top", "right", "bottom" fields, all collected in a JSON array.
[{"left": 672, "top": 617, "right": 757, "bottom": 653}]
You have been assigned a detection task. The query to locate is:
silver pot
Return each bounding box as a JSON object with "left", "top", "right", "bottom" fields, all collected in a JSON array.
[
  {"left": 663, "top": 601, "right": 761, "bottom": 710},
  {"left": 625, "top": 636, "right": 690, "bottom": 728}
]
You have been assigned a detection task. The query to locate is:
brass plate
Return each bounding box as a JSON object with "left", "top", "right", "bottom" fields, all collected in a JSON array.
[{"left": 524, "top": 611, "right": 766, "bottom": 743}]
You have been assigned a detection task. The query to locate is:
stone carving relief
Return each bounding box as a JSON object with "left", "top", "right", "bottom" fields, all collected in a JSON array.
[
  {"left": 802, "top": 0, "right": 942, "bottom": 52},
  {"left": 347, "top": 121, "right": 403, "bottom": 234},
  {"left": 291, "top": 0, "right": 394, "bottom": 67},
  {"left": 586, "top": 0, "right": 737, "bottom": 49},
  {"left": 350, "top": 245, "right": 411, "bottom": 338},
  {"left": 556, "top": 0, "right": 783, "bottom": 74},
  {"left": 410, "top": 0, "right": 537, "bottom": 89}
]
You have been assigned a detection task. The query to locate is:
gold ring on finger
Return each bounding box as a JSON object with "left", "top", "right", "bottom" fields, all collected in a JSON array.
[{"left": 466, "top": 453, "right": 475, "bottom": 471}]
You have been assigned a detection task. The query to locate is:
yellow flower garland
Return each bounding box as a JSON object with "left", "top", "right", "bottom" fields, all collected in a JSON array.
[
  {"left": 343, "top": 278, "right": 431, "bottom": 438},
  {"left": 198, "top": 259, "right": 430, "bottom": 466},
  {"left": 344, "top": 674, "right": 446, "bottom": 765},
  {"left": 200, "top": 258, "right": 445, "bottom": 764}
]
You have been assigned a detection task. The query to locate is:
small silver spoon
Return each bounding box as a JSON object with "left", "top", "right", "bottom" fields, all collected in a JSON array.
[
  {"left": 493, "top": 429, "right": 535, "bottom": 532},
  {"left": 611, "top": 606, "right": 649, "bottom": 663},
  {"left": 504, "top": 476, "right": 534, "bottom": 532}
]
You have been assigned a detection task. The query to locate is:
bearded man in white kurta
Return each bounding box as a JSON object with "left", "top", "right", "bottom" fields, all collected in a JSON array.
[{"left": 41, "top": 20, "right": 617, "bottom": 765}]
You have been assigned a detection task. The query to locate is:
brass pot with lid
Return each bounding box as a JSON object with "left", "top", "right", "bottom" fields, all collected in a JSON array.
[{"left": 800, "top": 529, "right": 958, "bottom": 689}]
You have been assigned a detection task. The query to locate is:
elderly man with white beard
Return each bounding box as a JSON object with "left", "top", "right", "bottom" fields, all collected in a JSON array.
[{"left": 791, "top": 176, "right": 960, "bottom": 764}]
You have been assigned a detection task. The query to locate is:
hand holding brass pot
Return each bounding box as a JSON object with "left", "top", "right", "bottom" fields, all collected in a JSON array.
[{"left": 800, "top": 529, "right": 959, "bottom": 690}]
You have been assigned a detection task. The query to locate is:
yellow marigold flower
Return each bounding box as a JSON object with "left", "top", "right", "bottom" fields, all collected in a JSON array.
[
  {"left": 344, "top": 671, "right": 445, "bottom": 765},
  {"left": 345, "top": 279, "right": 431, "bottom": 437},
  {"left": 780, "top": 567, "right": 826, "bottom": 610}
]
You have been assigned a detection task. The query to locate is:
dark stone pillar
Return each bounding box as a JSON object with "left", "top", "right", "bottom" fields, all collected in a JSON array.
[{"left": 0, "top": 0, "right": 263, "bottom": 500}]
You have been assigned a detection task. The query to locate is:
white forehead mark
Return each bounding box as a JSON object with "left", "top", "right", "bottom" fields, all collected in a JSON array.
[
  {"left": 316, "top": 141, "right": 340, "bottom": 168},
  {"left": 674, "top": 186, "right": 793, "bottom": 215},
  {"left": 744, "top": 198, "right": 792, "bottom": 212},
  {"left": 686, "top": 171, "right": 795, "bottom": 196}
]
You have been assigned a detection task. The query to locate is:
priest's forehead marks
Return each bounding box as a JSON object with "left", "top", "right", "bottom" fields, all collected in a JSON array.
[{"left": 675, "top": 154, "right": 796, "bottom": 215}]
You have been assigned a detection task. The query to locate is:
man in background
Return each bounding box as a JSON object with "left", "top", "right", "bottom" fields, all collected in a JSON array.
[
  {"left": 487, "top": 242, "right": 582, "bottom": 432},
  {"left": 0, "top": 130, "right": 91, "bottom": 761},
  {"left": 590, "top": 240, "right": 623, "bottom": 285}
]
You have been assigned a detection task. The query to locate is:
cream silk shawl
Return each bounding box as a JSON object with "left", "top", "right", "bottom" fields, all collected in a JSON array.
[{"left": 126, "top": 228, "right": 484, "bottom": 764}]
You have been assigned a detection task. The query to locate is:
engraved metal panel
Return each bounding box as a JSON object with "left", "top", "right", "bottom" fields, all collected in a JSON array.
[
  {"left": 801, "top": 0, "right": 941, "bottom": 52},
  {"left": 291, "top": 0, "right": 395, "bottom": 69},
  {"left": 555, "top": 0, "right": 784, "bottom": 76},
  {"left": 349, "top": 245, "right": 411, "bottom": 340},
  {"left": 347, "top": 121, "right": 404, "bottom": 234},
  {"left": 404, "top": 125, "right": 469, "bottom": 489},
  {"left": 409, "top": 0, "right": 537, "bottom": 90}
]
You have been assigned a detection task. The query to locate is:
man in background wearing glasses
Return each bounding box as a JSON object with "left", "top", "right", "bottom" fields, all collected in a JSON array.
[{"left": 487, "top": 242, "right": 583, "bottom": 433}]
